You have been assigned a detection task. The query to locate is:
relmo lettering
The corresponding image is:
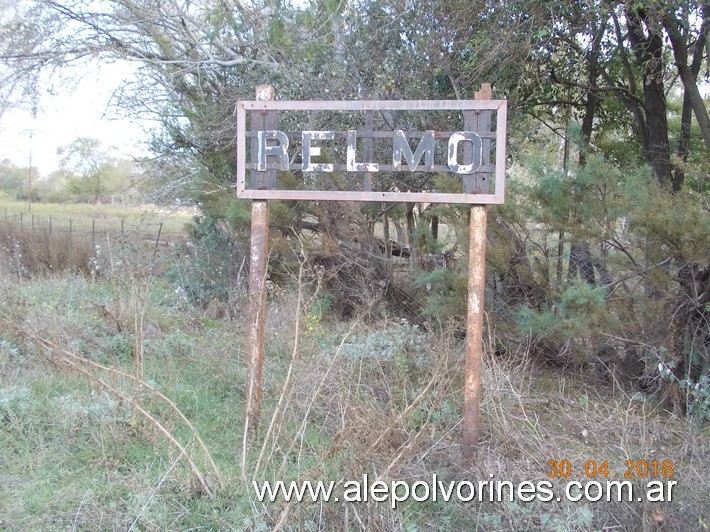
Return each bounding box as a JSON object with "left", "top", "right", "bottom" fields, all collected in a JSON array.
[
  {"left": 256, "top": 129, "right": 483, "bottom": 175},
  {"left": 235, "top": 98, "right": 507, "bottom": 203}
]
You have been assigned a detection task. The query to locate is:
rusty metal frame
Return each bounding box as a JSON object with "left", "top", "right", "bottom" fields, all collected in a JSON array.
[{"left": 235, "top": 99, "right": 507, "bottom": 204}]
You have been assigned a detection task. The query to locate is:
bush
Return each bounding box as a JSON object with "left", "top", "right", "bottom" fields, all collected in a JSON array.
[
  {"left": 165, "top": 215, "right": 244, "bottom": 306},
  {"left": 516, "top": 282, "right": 610, "bottom": 345}
]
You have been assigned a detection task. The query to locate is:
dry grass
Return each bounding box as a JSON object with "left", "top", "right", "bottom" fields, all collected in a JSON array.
[
  {"left": 243, "top": 308, "right": 710, "bottom": 531},
  {"left": 0, "top": 236, "right": 708, "bottom": 531},
  {"left": 0, "top": 223, "right": 94, "bottom": 276}
]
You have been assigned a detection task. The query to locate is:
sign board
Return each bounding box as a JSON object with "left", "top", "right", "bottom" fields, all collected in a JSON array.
[
  {"left": 239, "top": 87, "right": 503, "bottom": 465},
  {"left": 235, "top": 99, "right": 507, "bottom": 204}
]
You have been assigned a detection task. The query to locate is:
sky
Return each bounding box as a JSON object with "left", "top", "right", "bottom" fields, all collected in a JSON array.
[{"left": 0, "top": 60, "right": 152, "bottom": 177}]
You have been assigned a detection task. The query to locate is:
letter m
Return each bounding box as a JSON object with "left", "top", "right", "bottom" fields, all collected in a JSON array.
[{"left": 393, "top": 130, "right": 435, "bottom": 171}]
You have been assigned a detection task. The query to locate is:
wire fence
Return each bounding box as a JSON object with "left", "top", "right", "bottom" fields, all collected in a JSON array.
[
  {"left": 0, "top": 206, "right": 176, "bottom": 278},
  {"left": 0, "top": 205, "right": 177, "bottom": 243},
  {"left": 0, "top": 203, "right": 465, "bottom": 328}
]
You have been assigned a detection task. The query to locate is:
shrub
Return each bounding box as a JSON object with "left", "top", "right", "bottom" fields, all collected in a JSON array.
[
  {"left": 165, "top": 215, "right": 244, "bottom": 306},
  {"left": 516, "top": 281, "right": 610, "bottom": 344}
]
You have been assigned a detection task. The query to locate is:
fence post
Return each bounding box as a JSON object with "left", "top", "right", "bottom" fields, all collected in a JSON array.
[
  {"left": 20, "top": 212, "right": 23, "bottom": 230},
  {"left": 92, "top": 219, "right": 95, "bottom": 244},
  {"left": 152, "top": 222, "right": 164, "bottom": 263},
  {"left": 68, "top": 219, "right": 73, "bottom": 259},
  {"left": 49, "top": 217, "right": 52, "bottom": 237},
  {"left": 31, "top": 214, "right": 34, "bottom": 231}
]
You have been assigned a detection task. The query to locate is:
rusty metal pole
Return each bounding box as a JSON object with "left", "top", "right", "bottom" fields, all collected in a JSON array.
[
  {"left": 463, "top": 84, "right": 491, "bottom": 464},
  {"left": 463, "top": 204, "right": 487, "bottom": 462},
  {"left": 245, "top": 85, "right": 274, "bottom": 436}
]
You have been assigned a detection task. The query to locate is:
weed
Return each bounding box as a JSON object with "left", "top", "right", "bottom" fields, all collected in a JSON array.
[
  {"left": 658, "top": 351, "right": 710, "bottom": 420},
  {"left": 0, "top": 223, "right": 709, "bottom": 531}
]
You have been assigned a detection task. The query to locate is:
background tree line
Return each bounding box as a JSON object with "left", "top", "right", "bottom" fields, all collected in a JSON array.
[
  {"left": 0, "top": 136, "right": 137, "bottom": 204},
  {"left": 1, "top": 0, "right": 709, "bottom": 414}
]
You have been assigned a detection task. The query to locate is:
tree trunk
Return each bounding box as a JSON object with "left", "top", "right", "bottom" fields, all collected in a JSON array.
[
  {"left": 627, "top": 6, "right": 672, "bottom": 187},
  {"left": 405, "top": 203, "right": 417, "bottom": 273},
  {"left": 568, "top": 242, "right": 596, "bottom": 286},
  {"left": 568, "top": 20, "right": 603, "bottom": 287},
  {"left": 664, "top": 9, "right": 710, "bottom": 160},
  {"left": 673, "top": 86, "right": 693, "bottom": 192},
  {"left": 382, "top": 204, "right": 391, "bottom": 259}
]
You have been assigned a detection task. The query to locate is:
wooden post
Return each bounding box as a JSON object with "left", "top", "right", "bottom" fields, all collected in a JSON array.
[
  {"left": 245, "top": 84, "right": 275, "bottom": 436},
  {"left": 463, "top": 84, "right": 491, "bottom": 464},
  {"left": 154, "top": 222, "right": 163, "bottom": 250}
]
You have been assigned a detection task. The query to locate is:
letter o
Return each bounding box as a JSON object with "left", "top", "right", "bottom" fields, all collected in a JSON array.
[
  {"left": 447, "top": 132, "right": 482, "bottom": 174},
  {"left": 411, "top": 481, "right": 430, "bottom": 502},
  {"left": 456, "top": 481, "right": 476, "bottom": 502}
]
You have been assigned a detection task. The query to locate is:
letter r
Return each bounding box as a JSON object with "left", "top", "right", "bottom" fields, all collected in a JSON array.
[{"left": 258, "top": 131, "right": 290, "bottom": 171}]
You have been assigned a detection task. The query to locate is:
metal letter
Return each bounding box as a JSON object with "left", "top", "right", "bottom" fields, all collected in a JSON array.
[
  {"left": 392, "top": 130, "right": 435, "bottom": 171},
  {"left": 448, "top": 132, "right": 482, "bottom": 174},
  {"left": 347, "top": 130, "right": 380, "bottom": 172},
  {"left": 302, "top": 131, "right": 334, "bottom": 172},
  {"left": 257, "top": 130, "right": 289, "bottom": 171}
]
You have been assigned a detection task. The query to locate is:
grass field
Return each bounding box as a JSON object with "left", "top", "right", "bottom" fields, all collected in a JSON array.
[
  {"left": 1, "top": 228, "right": 709, "bottom": 531},
  {"left": 0, "top": 198, "right": 195, "bottom": 237}
]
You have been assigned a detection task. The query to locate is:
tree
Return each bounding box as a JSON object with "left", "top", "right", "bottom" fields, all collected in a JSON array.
[
  {"left": 0, "top": 158, "right": 27, "bottom": 196},
  {"left": 57, "top": 137, "right": 133, "bottom": 203},
  {"left": 660, "top": 0, "right": 710, "bottom": 190}
]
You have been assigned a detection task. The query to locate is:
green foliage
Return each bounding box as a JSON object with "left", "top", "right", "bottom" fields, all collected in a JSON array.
[
  {"left": 311, "top": 290, "right": 335, "bottom": 317},
  {"left": 337, "top": 319, "right": 427, "bottom": 376},
  {"left": 631, "top": 186, "right": 710, "bottom": 263},
  {"left": 412, "top": 222, "right": 443, "bottom": 254},
  {"left": 523, "top": 153, "right": 630, "bottom": 239},
  {"left": 223, "top": 198, "right": 252, "bottom": 229},
  {"left": 415, "top": 268, "right": 466, "bottom": 320},
  {"left": 165, "top": 215, "right": 237, "bottom": 305},
  {"left": 0, "top": 159, "right": 29, "bottom": 197},
  {"left": 516, "top": 282, "right": 610, "bottom": 343},
  {"left": 56, "top": 137, "right": 136, "bottom": 204},
  {"left": 35, "top": 169, "right": 73, "bottom": 203},
  {"left": 432, "top": 172, "right": 462, "bottom": 194},
  {"left": 658, "top": 351, "right": 710, "bottom": 421}
]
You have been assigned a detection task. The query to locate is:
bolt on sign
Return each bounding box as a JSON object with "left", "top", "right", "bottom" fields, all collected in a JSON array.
[{"left": 235, "top": 99, "right": 507, "bottom": 203}]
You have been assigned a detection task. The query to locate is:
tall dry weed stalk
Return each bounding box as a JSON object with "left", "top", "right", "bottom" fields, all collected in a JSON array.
[
  {"left": 103, "top": 233, "right": 153, "bottom": 380},
  {"left": 243, "top": 235, "right": 336, "bottom": 477}
]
